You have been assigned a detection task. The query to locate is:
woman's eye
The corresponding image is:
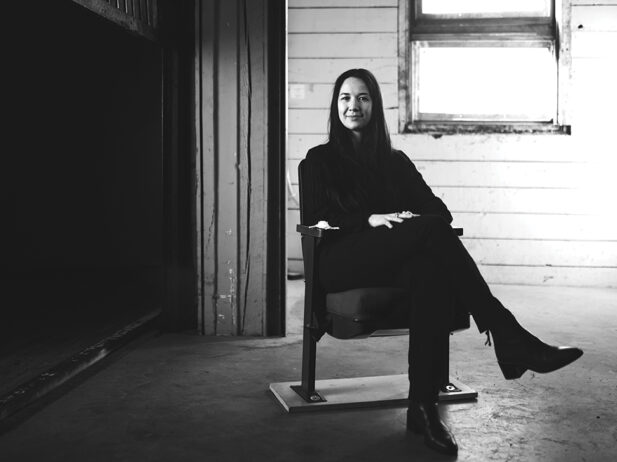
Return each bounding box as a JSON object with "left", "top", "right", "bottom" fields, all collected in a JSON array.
[{"left": 360, "top": 97, "right": 370, "bottom": 102}]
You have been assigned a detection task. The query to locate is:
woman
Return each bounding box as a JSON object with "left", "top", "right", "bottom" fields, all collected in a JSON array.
[{"left": 302, "top": 68, "right": 583, "bottom": 456}]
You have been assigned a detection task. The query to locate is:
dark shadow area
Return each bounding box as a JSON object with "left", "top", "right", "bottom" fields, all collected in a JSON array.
[
  {"left": 0, "top": 328, "right": 161, "bottom": 436},
  {"left": 1, "top": 1, "right": 163, "bottom": 397}
]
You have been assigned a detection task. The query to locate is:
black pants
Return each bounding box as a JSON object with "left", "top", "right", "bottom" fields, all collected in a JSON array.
[{"left": 319, "top": 215, "right": 505, "bottom": 402}]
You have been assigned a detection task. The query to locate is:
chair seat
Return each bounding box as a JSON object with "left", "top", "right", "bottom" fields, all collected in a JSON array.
[
  {"left": 326, "top": 287, "right": 409, "bottom": 322},
  {"left": 325, "top": 287, "right": 471, "bottom": 339},
  {"left": 325, "top": 288, "right": 409, "bottom": 339}
]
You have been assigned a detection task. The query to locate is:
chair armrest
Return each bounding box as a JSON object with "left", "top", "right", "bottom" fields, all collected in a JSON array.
[
  {"left": 296, "top": 224, "right": 324, "bottom": 238},
  {"left": 298, "top": 224, "right": 462, "bottom": 237},
  {"left": 297, "top": 224, "right": 341, "bottom": 238}
]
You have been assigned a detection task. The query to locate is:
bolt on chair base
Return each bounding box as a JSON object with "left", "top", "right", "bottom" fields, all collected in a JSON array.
[{"left": 289, "top": 385, "right": 326, "bottom": 403}]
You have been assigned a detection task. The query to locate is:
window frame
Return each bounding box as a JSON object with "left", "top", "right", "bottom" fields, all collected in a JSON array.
[{"left": 398, "top": 0, "right": 572, "bottom": 134}]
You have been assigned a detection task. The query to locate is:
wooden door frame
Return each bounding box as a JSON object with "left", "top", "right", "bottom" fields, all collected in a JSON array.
[
  {"left": 265, "top": 0, "right": 287, "bottom": 336},
  {"left": 160, "top": 0, "right": 197, "bottom": 332},
  {"left": 192, "top": 0, "right": 287, "bottom": 336},
  {"left": 60, "top": 0, "right": 287, "bottom": 336}
]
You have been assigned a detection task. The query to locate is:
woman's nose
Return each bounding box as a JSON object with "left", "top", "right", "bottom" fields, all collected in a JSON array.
[{"left": 348, "top": 98, "right": 359, "bottom": 110}]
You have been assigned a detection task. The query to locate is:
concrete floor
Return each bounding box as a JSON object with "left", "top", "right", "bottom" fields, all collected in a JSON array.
[{"left": 0, "top": 282, "right": 615, "bottom": 461}]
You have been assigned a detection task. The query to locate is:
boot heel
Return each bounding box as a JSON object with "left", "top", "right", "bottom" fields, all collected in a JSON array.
[{"left": 498, "top": 362, "right": 527, "bottom": 380}]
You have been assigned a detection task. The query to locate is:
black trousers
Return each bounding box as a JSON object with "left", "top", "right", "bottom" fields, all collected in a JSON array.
[{"left": 318, "top": 215, "right": 505, "bottom": 402}]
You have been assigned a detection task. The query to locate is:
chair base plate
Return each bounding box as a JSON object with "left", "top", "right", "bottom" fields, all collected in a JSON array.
[{"left": 270, "top": 374, "right": 477, "bottom": 413}]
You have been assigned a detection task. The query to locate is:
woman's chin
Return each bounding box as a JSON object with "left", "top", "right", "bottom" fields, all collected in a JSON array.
[{"left": 344, "top": 122, "right": 366, "bottom": 131}]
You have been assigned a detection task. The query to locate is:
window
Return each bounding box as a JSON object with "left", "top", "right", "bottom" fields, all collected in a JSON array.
[{"left": 399, "top": 0, "right": 571, "bottom": 133}]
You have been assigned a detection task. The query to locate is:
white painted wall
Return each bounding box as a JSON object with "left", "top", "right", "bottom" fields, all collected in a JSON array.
[{"left": 288, "top": 0, "right": 617, "bottom": 288}]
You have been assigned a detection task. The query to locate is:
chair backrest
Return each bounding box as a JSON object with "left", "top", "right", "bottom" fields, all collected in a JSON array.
[{"left": 297, "top": 159, "right": 317, "bottom": 227}]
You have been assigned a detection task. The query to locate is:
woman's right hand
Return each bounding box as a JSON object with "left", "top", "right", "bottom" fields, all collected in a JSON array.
[{"left": 368, "top": 213, "right": 405, "bottom": 229}]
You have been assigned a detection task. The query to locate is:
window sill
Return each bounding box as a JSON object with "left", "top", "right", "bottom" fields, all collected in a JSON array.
[{"left": 403, "top": 123, "right": 571, "bottom": 136}]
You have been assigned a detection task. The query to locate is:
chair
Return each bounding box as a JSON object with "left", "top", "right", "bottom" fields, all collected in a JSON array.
[{"left": 269, "top": 159, "right": 477, "bottom": 412}]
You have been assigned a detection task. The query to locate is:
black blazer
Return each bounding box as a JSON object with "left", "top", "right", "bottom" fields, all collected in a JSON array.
[{"left": 300, "top": 142, "right": 452, "bottom": 234}]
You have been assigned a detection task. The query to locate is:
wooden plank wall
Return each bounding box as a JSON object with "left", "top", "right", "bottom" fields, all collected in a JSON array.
[
  {"left": 72, "top": 0, "right": 158, "bottom": 40},
  {"left": 196, "top": 0, "right": 269, "bottom": 335},
  {"left": 288, "top": 0, "right": 617, "bottom": 288}
]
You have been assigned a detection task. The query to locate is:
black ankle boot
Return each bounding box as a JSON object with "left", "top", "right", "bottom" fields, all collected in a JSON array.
[
  {"left": 407, "top": 402, "right": 458, "bottom": 455},
  {"left": 491, "top": 311, "right": 583, "bottom": 380}
]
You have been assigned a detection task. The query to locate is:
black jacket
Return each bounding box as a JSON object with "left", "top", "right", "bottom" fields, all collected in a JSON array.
[{"left": 301, "top": 142, "right": 452, "bottom": 234}]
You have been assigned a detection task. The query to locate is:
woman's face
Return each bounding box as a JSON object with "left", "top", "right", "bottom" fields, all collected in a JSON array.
[{"left": 337, "top": 77, "right": 372, "bottom": 134}]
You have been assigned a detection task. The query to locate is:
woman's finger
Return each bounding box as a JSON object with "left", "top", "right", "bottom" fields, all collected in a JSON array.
[{"left": 386, "top": 215, "right": 403, "bottom": 223}]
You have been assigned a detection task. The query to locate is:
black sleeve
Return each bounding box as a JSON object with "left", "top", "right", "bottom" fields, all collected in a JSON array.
[
  {"left": 301, "top": 148, "right": 370, "bottom": 233},
  {"left": 394, "top": 151, "right": 453, "bottom": 224}
]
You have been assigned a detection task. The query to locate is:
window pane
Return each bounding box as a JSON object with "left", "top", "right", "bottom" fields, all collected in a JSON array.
[
  {"left": 416, "top": 44, "right": 556, "bottom": 122},
  {"left": 421, "top": 0, "right": 551, "bottom": 17}
]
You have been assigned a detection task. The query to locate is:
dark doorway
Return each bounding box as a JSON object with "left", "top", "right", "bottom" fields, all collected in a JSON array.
[{"left": 1, "top": 1, "right": 163, "bottom": 396}]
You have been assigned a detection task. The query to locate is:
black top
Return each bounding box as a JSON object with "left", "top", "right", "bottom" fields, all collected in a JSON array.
[{"left": 300, "top": 142, "right": 452, "bottom": 235}]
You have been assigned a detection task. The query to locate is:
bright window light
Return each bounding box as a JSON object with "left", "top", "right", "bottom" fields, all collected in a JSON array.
[
  {"left": 421, "top": 0, "right": 551, "bottom": 17},
  {"left": 416, "top": 45, "right": 556, "bottom": 122}
]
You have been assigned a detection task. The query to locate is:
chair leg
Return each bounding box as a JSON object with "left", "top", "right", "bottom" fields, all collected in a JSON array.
[
  {"left": 440, "top": 333, "right": 458, "bottom": 392},
  {"left": 290, "top": 325, "right": 326, "bottom": 403},
  {"left": 438, "top": 333, "right": 478, "bottom": 401},
  {"left": 291, "top": 235, "right": 326, "bottom": 403}
]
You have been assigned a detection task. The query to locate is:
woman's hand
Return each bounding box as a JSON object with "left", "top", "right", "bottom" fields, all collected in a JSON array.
[{"left": 368, "top": 212, "right": 409, "bottom": 229}]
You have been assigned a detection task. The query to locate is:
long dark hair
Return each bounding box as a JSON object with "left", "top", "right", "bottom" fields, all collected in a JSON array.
[
  {"left": 324, "top": 69, "right": 393, "bottom": 212},
  {"left": 328, "top": 68, "right": 392, "bottom": 168}
]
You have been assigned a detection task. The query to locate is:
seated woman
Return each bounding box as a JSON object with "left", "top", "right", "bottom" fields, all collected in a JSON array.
[{"left": 303, "top": 68, "right": 583, "bottom": 456}]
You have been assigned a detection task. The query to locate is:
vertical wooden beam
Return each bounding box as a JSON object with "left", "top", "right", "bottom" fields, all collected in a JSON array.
[
  {"left": 195, "top": 0, "right": 285, "bottom": 336},
  {"left": 215, "top": 0, "right": 240, "bottom": 335},
  {"left": 197, "top": 0, "right": 218, "bottom": 335},
  {"left": 556, "top": 0, "right": 572, "bottom": 126},
  {"left": 398, "top": 0, "right": 409, "bottom": 133},
  {"left": 145, "top": 0, "right": 152, "bottom": 26},
  {"left": 139, "top": 0, "right": 147, "bottom": 22},
  {"left": 151, "top": 0, "right": 158, "bottom": 29},
  {"left": 238, "top": 0, "right": 268, "bottom": 335},
  {"left": 161, "top": 0, "right": 196, "bottom": 332},
  {"left": 238, "top": 0, "right": 251, "bottom": 335},
  {"left": 194, "top": 0, "right": 203, "bottom": 334},
  {"left": 266, "top": 0, "right": 286, "bottom": 336}
]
